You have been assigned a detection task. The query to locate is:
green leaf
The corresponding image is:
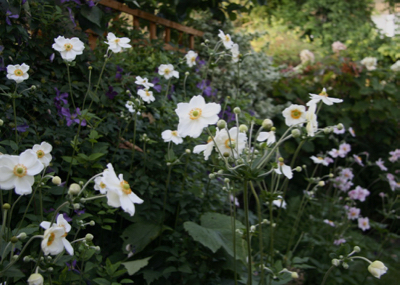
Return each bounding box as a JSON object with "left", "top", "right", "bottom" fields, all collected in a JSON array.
[
  {"left": 93, "top": 278, "right": 111, "bottom": 285},
  {"left": 121, "top": 222, "right": 162, "bottom": 254},
  {"left": 61, "top": 156, "right": 79, "bottom": 165},
  {"left": 88, "top": 153, "right": 105, "bottom": 161},
  {"left": 80, "top": 5, "right": 103, "bottom": 28},
  {"left": 183, "top": 222, "right": 221, "bottom": 253},
  {"left": 122, "top": 256, "right": 152, "bottom": 275}
]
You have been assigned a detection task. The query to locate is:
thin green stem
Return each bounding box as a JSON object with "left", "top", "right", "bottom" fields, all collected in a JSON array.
[
  {"left": 129, "top": 112, "right": 138, "bottom": 173},
  {"left": 243, "top": 180, "right": 252, "bottom": 285},
  {"left": 66, "top": 64, "right": 77, "bottom": 111},
  {"left": 12, "top": 96, "right": 18, "bottom": 151},
  {"left": 321, "top": 266, "right": 334, "bottom": 285},
  {"left": 161, "top": 166, "right": 172, "bottom": 225},
  {"left": 87, "top": 55, "right": 109, "bottom": 111}
]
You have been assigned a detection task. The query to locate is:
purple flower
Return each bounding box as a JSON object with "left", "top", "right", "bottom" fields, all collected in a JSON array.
[
  {"left": 12, "top": 123, "right": 29, "bottom": 132},
  {"left": 152, "top": 77, "right": 162, "bottom": 93},
  {"left": 50, "top": 53, "right": 55, "bottom": 63},
  {"left": 66, "top": 260, "right": 80, "bottom": 274},
  {"left": 62, "top": 213, "right": 72, "bottom": 222},
  {"left": 61, "top": 107, "right": 87, "bottom": 126},
  {"left": 6, "top": 10, "right": 19, "bottom": 26},
  {"left": 54, "top": 88, "right": 69, "bottom": 115},
  {"left": 74, "top": 209, "right": 85, "bottom": 215},
  {"left": 219, "top": 105, "right": 235, "bottom": 122},
  {"left": 115, "top": 65, "right": 123, "bottom": 80},
  {"left": 106, "top": 86, "right": 118, "bottom": 99},
  {"left": 86, "top": 0, "right": 95, "bottom": 7},
  {"left": 197, "top": 79, "right": 217, "bottom": 97},
  {"left": 44, "top": 208, "right": 55, "bottom": 214},
  {"left": 66, "top": 7, "right": 76, "bottom": 27}
]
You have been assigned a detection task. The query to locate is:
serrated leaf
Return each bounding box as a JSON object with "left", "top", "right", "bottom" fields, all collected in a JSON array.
[{"left": 122, "top": 256, "right": 152, "bottom": 275}]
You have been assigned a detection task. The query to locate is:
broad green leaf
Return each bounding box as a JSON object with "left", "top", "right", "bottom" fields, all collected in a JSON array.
[
  {"left": 93, "top": 278, "right": 111, "bottom": 285},
  {"left": 121, "top": 222, "right": 162, "bottom": 254},
  {"left": 122, "top": 256, "right": 152, "bottom": 275}
]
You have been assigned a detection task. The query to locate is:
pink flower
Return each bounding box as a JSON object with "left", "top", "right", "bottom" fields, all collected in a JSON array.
[
  {"left": 323, "top": 219, "right": 335, "bottom": 227},
  {"left": 347, "top": 207, "right": 360, "bottom": 220},
  {"left": 340, "top": 168, "right": 354, "bottom": 181},
  {"left": 389, "top": 149, "right": 400, "bottom": 163},
  {"left": 375, "top": 158, "right": 388, "bottom": 171},
  {"left": 338, "top": 143, "right": 351, "bottom": 158},
  {"left": 348, "top": 186, "right": 370, "bottom": 202},
  {"left": 348, "top": 127, "right": 356, "bottom": 137},
  {"left": 332, "top": 41, "right": 347, "bottom": 53},
  {"left": 379, "top": 192, "right": 386, "bottom": 198},
  {"left": 358, "top": 217, "right": 370, "bottom": 231},
  {"left": 334, "top": 238, "right": 346, "bottom": 245},
  {"left": 333, "top": 126, "right": 346, "bottom": 134},
  {"left": 353, "top": 154, "right": 364, "bottom": 166},
  {"left": 328, "top": 148, "right": 340, "bottom": 158},
  {"left": 386, "top": 173, "right": 399, "bottom": 191}
]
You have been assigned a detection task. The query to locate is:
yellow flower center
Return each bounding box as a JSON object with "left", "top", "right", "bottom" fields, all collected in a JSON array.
[
  {"left": 14, "top": 69, "right": 23, "bottom": 76},
  {"left": 64, "top": 43, "right": 73, "bottom": 51},
  {"left": 145, "top": 91, "right": 151, "bottom": 96},
  {"left": 13, "top": 164, "right": 27, "bottom": 178},
  {"left": 171, "top": 131, "right": 178, "bottom": 136},
  {"left": 351, "top": 212, "right": 356, "bottom": 216},
  {"left": 362, "top": 221, "right": 367, "bottom": 226},
  {"left": 224, "top": 138, "right": 235, "bottom": 149},
  {"left": 37, "top": 149, "right": 45, "bottom": 158},
  {"left": 319, "top": 90, "right": 328, "bottom": 97},
  {"left": 115, "top": 38, "right": 120, "bottom": 43},
  {"left": 47, "top": 232, "right": 55, "bottom": 246},
  {"left": 189, "top": 108, "right": 202, "bottom": 120},
  {"left": 225, "top": 35, "right": 230, "bottom": 42},
  {"left": 191, "top": 57, "right": 196, "bottom": 62},
  {"left": 164, "top": 68, "right": 170, "bottom": 75},
  {"left": 317, "top": 157, "right": 323, "bottom": 160},
  {"left": 100, "top": 182, "right": 106, "bottom": 189},
  {"left": 120, "top": 180, "right": 132, "bottom": 195},
  {"left": 290, "top": 109, "right": 302, "bottom": 119}
]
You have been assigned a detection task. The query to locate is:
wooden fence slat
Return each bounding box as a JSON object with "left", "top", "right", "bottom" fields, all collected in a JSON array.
[{"left": 149, "top": 22, "right": 157, "bottom": 40}]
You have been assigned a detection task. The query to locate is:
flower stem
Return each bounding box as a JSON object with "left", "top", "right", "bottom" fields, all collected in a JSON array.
[
  {"left": 243, "top": 180, "right": 252, "bottom": 285},
  {"left": 129, "top": 112, "right": 138, "bottom": 173},
  {"left": 321, "top": 265, "right": 334, "bottom": 285},
  {"left": 66, "top": 64, "right": 77, "bottom": 111},
  {"left": 161, "top": 165, "right": 172, "bottom": 225},
  {"left": 12, "top": 96, "right": 18, "bottom": 151}
]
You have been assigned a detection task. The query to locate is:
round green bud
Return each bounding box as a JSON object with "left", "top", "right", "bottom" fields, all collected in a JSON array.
[
  {"left": 295, "top": 166, "right": 302, "bottom": 172},
  {"left": 332, "top": 259, "right": 340, "bottom": 266},
  {"left": 17, "top": 232, "right": 27, "bottom": 240},
  {"left": 85, "top": 234, "right": 94, "bottom": 242},
  {"left": 318, "top": 181, "right": 325, "bottom": 187},
  {"left": 233, "top": 107, "right": 241, "bottom": 114},
  {"left": 329, "top": 173, "right": 334, "bottom": 178},
  {"left": 185, "top": 149, "right": 191, "bottom": 154},
  {"left": 218, "top": 170, "right": 224, "bottom": 174},
  {"left": 324, "top": 127, "right": 331, "bottom": 134},
  {"left": 262, "top": 119, "right": 273, "bottom": 129},
  {"left": 291, "top": 129, "right": 301, "bottom": 138},
  {"left": 278, "top": 157, "right": 284, "bottom": 162},
  {"left": 224, "top": 178, "right": 230, "bottom": 183},
  {"left": 30, "top": 85, "right": 36, "bottom": 90},
  {"left": 353, "top": 246, "right": 361, "bottom": 253},
  {"left": 337, "top": 123, "right": 344, "bottom": 130},
  {"left": 88, "top": 66, "right": 93, "bottom": 70},
  {"left": 68, "top": 183, "right": 81, "bottom": 195},
  {"left": 223, "top": 152, "right": 230, "bottom": 157},
  {"left": 239, "top": 124, "right": 248, "bottom": 133},
  {"left": 291, "top": 272, "right": 299, "bottom": 279},
  {"left": 10, "top": 236, "right": 19, "bottom": 243},
  {"left": 73, "top": 203, "right": 80, "bottom": 210},
  {"left": 89, "top": 220, "right": 95, "bottom": 226},
  {"left": 95, "top": 246, "right": 101, "bottom": 251},
  {"left": 185, "top": 71, "right": 189, "bottom": 76},
  {"left": 209, "top": 173, "right": 216, "bottom": 179},
  {"left": 342, "top": 262, "right": 349, "bottom": 269},
  {"left": 52, "top": 176, "right": 62, "bottom": 185},
  {"left": 0, "top": 119, "right": 3, "bottom": 126},
  {"left": 79, "top": 181, "right": 84, "bottom": 185},
  {"left": 3, "top": 203, "right": 11, "bottom": 210},
  {"left": 217, "top": 119, "right": 227, "bottom": 129},
  {"left": 23, "top": 256, "right": 31, "bottom": 262},
  {"left": 47, "top": 267, "right": 54, "bottom": 272}
]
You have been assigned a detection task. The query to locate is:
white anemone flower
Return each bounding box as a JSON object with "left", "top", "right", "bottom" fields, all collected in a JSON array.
[
  {"left": 94, "top": 176, "right": 108, "bottom": 194},
  {"left": 256, "top": 131, "right": 276, "bottom": 146},
  {"left": 214, "top": 127, "right": 247, "bottom": 158},
  {"left": 306, "top": 88, "right": 343, "bottom": 106},
  {"left": 138, "top": 88, "right": 155, "bottom": 103},
  {"left": 40, "top": 214, "right": 73, "bottom": 256},
  {"left": 310, "top": 156, "right": 328, "bottom": 166},
  {"left": 52, "top": 36, "right": 85, "bottom": 62},
  {"left": 274, "top": 162, "right": 293, "bottom": 179},
  {"left": 135, "top": 76, "right": 154, "bottom": 89},
  {"left": 231, "top": 43, "right": 240, "bottom": 63},
  {"left": 185, "top": 50, "right": 198, "bottom": 67},
  {"left": 305, "top": 103, "right": 318, "bottom": 137},
  {"left": 282, "top": 104, "right": 306, "bottom": 127},
  {"left": 6, "top": 63, "right": 29, "bottom": 83},
  {"left": 193, "top": 131, "right": 218, "bottom": 160},
  {"left": 218, "top": 30, "right": 234, "bottom": 49},
  {"left": 102, "top": 163, "right": 144, "bottom": 216},
  {"left": 368, "top": 261, "right": 388, "bottom": 279},
  {"left": 125, "top": 101, "right": 140, "bottom": 115},
  {"left": 31, "top": 142, "right": 52, "bottom": 167},
  {"left": 0, "top": 150, "right": 44, "bottom": 195},
  {"left": 162, "top": 130, "right": 183, "bottom": 145},
  {"left": 361, "top": 57, "right": 377, "bottom": 71},
  {"left": 272, "top": 196, "right": 287, "bottom": 208},
  {"left": 175, "top": 95, "right": 221, "bottom": 138},
  {"left": 105, "top": 32, "right": 132, "bottom": 53},
  {"left": 158, "top": 64, "right": 179, "bottom": 80},
  {"left": 27, "top": 273, "right": 44, "bottom": 285}
]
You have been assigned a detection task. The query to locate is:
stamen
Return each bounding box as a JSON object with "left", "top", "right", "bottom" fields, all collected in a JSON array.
[
  {"left": 37, "top": 149, "right": 45, "bottom": 158},
  {"left": 189, "top": 108, "right": 202, "bottom": 120},
  {"left": 47, "top": 232, "right": 55, "bottom": 246},
  {"left": 14, "top": 69, "right": 23, "bottom": 76},
  {"left": 13, "top": 164, "right": 27, "bottom": 178},
  {"left": 290, "top": 109, "right": 302, "bottom": 119},
  {"left": 64, "top": 43, "right": 73, "bottom": 51}
]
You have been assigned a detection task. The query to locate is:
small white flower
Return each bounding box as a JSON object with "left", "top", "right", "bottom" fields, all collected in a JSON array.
[
  {"left": 300, "top": 49, "right": 314, "bottom": 64},
  {"left": 138, "top": 88, "right": 155, "bottom": 103},
  {"left": 27, "top": 273, "right": 44, "bottom": 285},
  {"left": 358, "top": 217, "right": 370, "bottom": 231},
  {"left": 0, "top": 150, "right": 44, "bottom": 195},
  {"left": 40, "top": 214, "right": 73, "bottom": 256},
  {"left": 175, "top": 95, "right": 221, "bottom": 138},
  {"left": 218, "top": 30, "right": 234, "bottom": 49},
  {"left": 158, "top": 64, "right": 179, "bottom": 80},
  {"left": 185, "top": 50, "right": 198, "bottom": 67},
  {"left": 368, "top": 261, "right": 388, "bottom": 279},
  {"left": 102, "top": 163, "right": 144, "bottom": 216},
  {"left": 390, "top": 60, "right": 400, "bottom": 72},
  {"left": 94, "top": 176, "right": 108, "bottom": 194},
  {"left": 274, "top": 162, "right": 293, "bottom": 179},
  {"left": 214, "top": 127, "right": 247, "bottom": 158},
  {"left": 306, "top": 88, "right": 343, "bottom": 106},
  {"left": 6, "top": 63, "right": 29, "bottom": 83},
  {"left": 31, "top": 142, "right": 53, "bottom": 167},
  {"left": 135, "top": 76, "right": 154, "bottom": 89},
  {"left": 125, "top": 101, "right": 140, "bottom": 115},
  {"left": 361, "top": 57, "right": 377, "bottom": 71},
  {"left": 332, "top": 41, "right": 347, "bottom": 53},
  {"left": 231, "top": 43, "right": 240, "bottom": 63},
  {"left": 282, "top": 104, "right": 306, "bottom": 126},
  {"left": 323, "top": 219, "right": 335, "bottom": 227},
  {"left": 256, "top": 131, "right": 276, "bottom": 146},
  {"left": 353, "top": 154, "right": 364, "bottom": 166},
  {"left": 162, "top": 130, "right": 183, "bottom": 145},
  {"left": 375, "top": 158, "right": 388, "bottom": 171},
  {"left": 272, "top": 196, "right": 287, "bottom": 208},
  {"left": 52, "top": 36, "right": 85, "bottom": 62},
  {"left": 305, "top": 103, "right": 318, "bottom": 137},
  {"left": 348, "top": 127, "right": 356, "bottom": 137},
  {"left": 347, "top": 207, "right": 360, "bottom": 220},
  {"left": 310, "top": 156, "right": 329, "bottom": 166},
  {"left": 193, "top": 134, "right": 217, "bottom": 161},
  {"left": 105, "top": 32, "right": 132, "bottom": 53}
]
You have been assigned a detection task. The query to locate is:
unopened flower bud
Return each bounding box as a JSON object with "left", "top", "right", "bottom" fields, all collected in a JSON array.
[
  {"left": 353, "top": 246, "right": 361, "bottom": 253},
  {"left": 88, "top": 66, "right": 93, "bottom": 70},
  {"left": 223, "top": 152, "right": 230, "bottom": 157},
  {"left": 332, "top": 259, "right": 340, "bottom": 266},
  {"left": 218, "top": 170, "right": 224, "bottom": 174},
  {"left": 27, "top": 273, "right": 44, "bottom": 285},
  {"left": 0, "top": 119, "right": 3, "bottom": 126},
  {"left": 68, "top": 183, "right": 81, "bottom": 195},
  {"left": 295, "top": 166, "right": 302, "bottom": 172},
  {"left": 291, "top": 129, "right": 301, "bottom": 138},
  {"left": 224, "top": 178, "right": 230, "bottom": 183},
  {"left": 262, "top": 119, "right": 273, "bottom": 129},
  {"left": 95, "top": 246, "right": 101, "bottom": 251},
  {"left": 89, "top": 220, "right": 95, "bottom": 226},
  {"left": 17, "top": 232, "right": 27, "bottom": 240},
  {"left": 11, "top": 255, "right": 18, "bottom": 261},
  {"left": 23, "top": 256, "right": 31, "bottom": 262},
  {"left": 272, "top": 223, "right": 276, "bottom": 227},
  {"left": 85, "top": 234, "right": 94, "bottom": 242},
  {"left": 10, "top": 236, "right": 18, "bottom": 243},
  {"left": 324, "top": 127, "right": 331, "bottom": 134},
  {"left": 271, "top": 127, "right": 276, "bottom": 132},
  {"left": 73, "top": 203, "right": 80, "bottom": 210},
  {"left": 233, "top": 107, "right": 241, "bottom": 114},
  {"left": 342, "top": 262, "right": 349, "bottom": 269},
  {"left": 47, "top": 267, "right": 54, "bottom": 272},
  {"left": 30, "top": 85, "right": 36, "bottom": 90},
  {"left": 126, "top": 90, "right": 131, "bottom": 94},
  {"left": 329, "top": 173, "right": 334, "bottom": 178},
  {"left": 250, "top": 225, "right": 256, "bottom": 232},
  {"left": 278, "top": 157, "right": 284, "bottom": 162},
  {"left": 52, "top": 176, "right": 62, "bottom": 185},
  {"left": 318, "top": 181, "right": 325, "bottom": 187},
  {"left": 217, "top": 119, "right": 227, "bottom": 129},
  {"left": 3, "top": 203, "right": 11, "bottom": 210},
  {"left": 337, "top": 123, "right": 344, "bottom": 130},
  {"left": 185, "top": 71, "right": 189, "bottom": 76},
  {"left": 209, "top": 173, "right": 216, "bottom": 179},
  {"left": 239, "top": 124, "right": 248, "bottom": 133},
  {"left": 291, "top": 272, "right": 299, "bottom": 279},
  {"left": 185, "top": 149, "right": 191, "bottom": 154},
  {"left": 79, "top": 181, "right": 84, "bottom": 185}
]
